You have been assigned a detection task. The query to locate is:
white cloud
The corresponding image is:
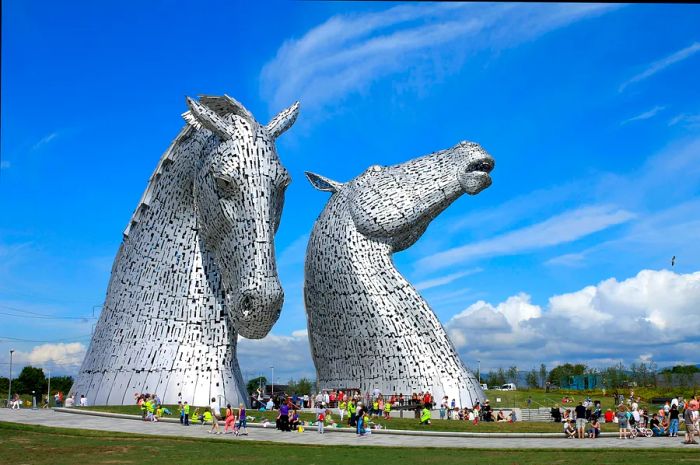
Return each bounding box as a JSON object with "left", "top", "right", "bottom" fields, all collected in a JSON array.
[
  {"left": 447, "top": 269, "right": 700, "bottom": 370},
  {"left": 31, "top": 132, "right": 59, "bottom": 151},
  {"left": 237, "top": 331, "right": 314, "bottom": 382},
  {"left": 621, "top": 105, "right": 665, "bottom": 125},
  {"left": 669, "top": 113, "right": 700, "bottom": 129},
  {"left": 278, "top": 234, "right": 309, "bottom": 269},
  {"left": 261, "top": 3, "right": 617, "bottom": 113},
  {"left": 9, "top": 343, "right": 87, "bottom": 371},
  {"left": 418, "top": 205, "right": 634, "bottom": 272},
  {"left": 619, "top": 42, "right": 700, "bottom": 92},
  {"left": 414, "top": 268, "right": 482, "bottom": 291}
]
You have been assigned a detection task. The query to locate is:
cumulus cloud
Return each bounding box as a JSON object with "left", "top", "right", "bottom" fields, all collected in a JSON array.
[
  {"left": 9, "top": 343, "right": 87, "bottom": 372},
  {"left": 237, "top": 330, "right": 315, "bottom": 382},
  {"left": 261, "top": 3, "right": 617, "bottom": 114},
  {"left": 447, "top": 269, "right": 700, "bottom": 370}
]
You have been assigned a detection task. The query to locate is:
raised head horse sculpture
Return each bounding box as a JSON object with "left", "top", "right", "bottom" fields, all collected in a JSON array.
[
  {"left": 71, "top": 95, "right": 299, "bottom": 406},
  {"left": 304, "top": 141, "right": 493, "bottom": 408}
]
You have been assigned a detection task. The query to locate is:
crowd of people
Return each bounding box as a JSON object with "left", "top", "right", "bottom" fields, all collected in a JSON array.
[{"left": 551, "top": 392, "right": 700, "bottom": 444}]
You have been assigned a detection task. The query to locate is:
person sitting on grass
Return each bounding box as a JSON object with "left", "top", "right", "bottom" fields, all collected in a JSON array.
[
  {"left": 649, "top": 414, "right": 665, "bottom": 437},
  {"left": 496, "top": 410, "right": 506, "bottom": 422},
  {"left": 203, "top": 408, "right": 213, "bottom": 428},
  {"left": 420, "top": 404, "right": 432, "bottom": 425},
  {"left": 192, "top": 408, "right": 203, "bottom": 424},
  {"left": 564, "top": 419, "right": 576, "bottom": 438},
  {"left": 587, "top": 417, "right": 601, "bottom": 438}
]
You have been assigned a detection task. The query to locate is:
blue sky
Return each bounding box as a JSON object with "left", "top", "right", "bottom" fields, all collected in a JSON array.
[{"left": 1, "top": 2, "right": 699, "bottom": 382}]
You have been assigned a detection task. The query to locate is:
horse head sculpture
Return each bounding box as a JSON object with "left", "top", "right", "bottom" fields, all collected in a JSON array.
[{"left": 186, "top": 96, "right": 298, "bottom": 339}]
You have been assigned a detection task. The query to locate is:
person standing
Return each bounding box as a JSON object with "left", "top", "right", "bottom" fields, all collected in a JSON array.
[
  {"left": 224, "top": 404, "right": 236, "bottom": 434},
  {"left": 669, "top": 404, "right": 680, "bottom": 437},
  {"left": 684, "top": 403, "right": 697, "bottom": 444},
  {"left": 316, "top": 403, "right": 326, "bottom": 434},
  {"left": 183, "top": 401, "right": 190, "bottom": 426},
  {"left": 348, "top": 399, "right": 357, "bottom": 426},
  {"left": 209, "top": 398, "right": 222, "bottom": 434},
  {"left": 238, "top": 403, "right": 248, "bottom": 435},
  {"left": 279, "top": 399, "right": 290, "bottom": 432},
  {"left": 338, "top": 399, "right": 347, "bottom": 424},
  {"left": 617, "top": 405, "right": 629, "bottom": 439},
  {"left": 574, "top": 401, "right": 587, "bottom": 438}
]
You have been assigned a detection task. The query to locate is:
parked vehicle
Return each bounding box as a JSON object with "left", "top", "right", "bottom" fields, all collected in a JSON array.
[
  {"left": 499, "top": 383, "right": 517, "bottom": 391},
  {"left": 480, "top": 383, "right": 488, "bottom": 390}
]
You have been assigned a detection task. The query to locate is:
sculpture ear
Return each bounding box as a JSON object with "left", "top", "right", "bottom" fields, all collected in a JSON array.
[
  {"left": 266, "top": 102, "right": 300, "bottom": 139},
  {"left": 182, "top": 97, "right": 236, "bottom": 140},
  {"left": 305, "top": 171, "right": 341, "bottom": 193}
]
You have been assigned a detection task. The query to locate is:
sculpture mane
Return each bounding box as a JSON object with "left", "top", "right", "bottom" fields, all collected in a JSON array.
[{"left": 304, "top": 141, "right": 493, "bottom": 407}]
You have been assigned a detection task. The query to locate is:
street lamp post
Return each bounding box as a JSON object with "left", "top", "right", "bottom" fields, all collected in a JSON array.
[
  {"left": 47, "top": 370, "right": 51, "bottom": 408},
  {"left": 478, "top": 360, "right": 481, "bottom": 385},
  {"left": 7, "top": 349, "right": 15, "bottom": 402},
  {"left": 8, "top": 349, "right": 14, "bottom": 406},
  {"left": 270, "top": 366, "right": 274, "bottom": 400}
]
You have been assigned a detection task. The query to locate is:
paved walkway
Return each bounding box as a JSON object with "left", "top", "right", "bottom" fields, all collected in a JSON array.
[{"left": 0, "top": 409, "right": 693, "bottom": 449}]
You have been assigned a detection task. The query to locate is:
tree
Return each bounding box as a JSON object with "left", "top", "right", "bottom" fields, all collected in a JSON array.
[
  {"left": 49, "top": 376, "right": 74, "bottom": 395},
  {"left": 601, "top": 363, "right": 628, "bottom": 389},
  {"left": 15, "top": 366, "right": 46, "bottom": 396},
  {"left": 526, "top": 369, "right": 539, "bottom": 389},
  {"left": 294, "top": 377, "right": 313, "bottom": 396},
  {"left": 661, "top": 364, "right": 700, "bottom": 375},
  {"left": 507, "top": 366, "right": 518, "bottom": 384},
  {"left": 246, "top": 376, "right": 267, "bottom": 395},
  {"left": 486, "top": 369, "right": 506, "bottom": 386},
  {"left": 539, "top": 364, "right": 547, "bottom": 388},
  {"left": 548, "top": 364, "right": 586, "bottom": 386}
]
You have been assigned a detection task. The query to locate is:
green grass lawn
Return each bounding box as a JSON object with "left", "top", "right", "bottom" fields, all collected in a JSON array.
[{"left": 1, "top": 421, "right": 698, "bottom": 465}]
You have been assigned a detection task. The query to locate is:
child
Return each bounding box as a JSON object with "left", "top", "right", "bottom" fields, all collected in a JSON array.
[
  {"left": 383, "top": 400, "right": 391, "bottom": 420},
  {"left": 203, "top": 408, "right": 213, "bottom": 427},
  {"left": 317, "top": 404, "right": 326, "bottom": 434},
  {"left": 420, "top": 404, "right": 431, "bottom": 425}
]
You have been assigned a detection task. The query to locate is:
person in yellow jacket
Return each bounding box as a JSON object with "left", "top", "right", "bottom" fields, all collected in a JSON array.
[
  {"left": 384, "top": 400, "right": 392, "bottom": 420},
  {"left": 348, "top": 400, "right": 357, "bottom": 426},
  {"left": 183, "top": 401, "right": 190, "bottom": 426},
  {"left": 339, "top": 400, "right": 347, "bottom": 423},
  {"left": 420, "top": 404, "right": 432, "bottom": 425},
  {"left": 372, "top": 400, "right": 380, "bottom": 417},
  {"left": 203, "top": 409, "right": 213, "bottom": 426}
]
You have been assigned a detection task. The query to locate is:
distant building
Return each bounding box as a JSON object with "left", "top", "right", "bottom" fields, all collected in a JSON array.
[{"left": 559, "top": 374, "right": 603, "bottom": 391}]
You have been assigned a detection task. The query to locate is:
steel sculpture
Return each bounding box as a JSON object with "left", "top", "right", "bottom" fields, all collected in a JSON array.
[
  {"left": 304, "top": 141, "right": 494, "bottom": 407},
  {"left": 71, "top": 95, "right": 299, "bottom": 406}
]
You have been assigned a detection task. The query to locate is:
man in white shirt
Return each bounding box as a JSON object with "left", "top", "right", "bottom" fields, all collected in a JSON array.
[
  {"left": 79, "top": 395, "right": 88, "bottom": 407},
  {"left": 303, "top": 394, "right": 309, "bottom": 408},
  {"left": 209, "top": 397, "right": 222, "bottom": 434},
  {"left": 266, "top": 398, "right": 274, "bottom": 410}
]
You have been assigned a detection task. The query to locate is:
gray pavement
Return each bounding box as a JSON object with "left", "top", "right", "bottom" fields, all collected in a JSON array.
[{"left": 0, "top": 408, "right": 694, "bottom": 449}]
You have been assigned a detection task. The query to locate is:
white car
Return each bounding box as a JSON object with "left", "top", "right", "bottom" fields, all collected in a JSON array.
[{"left": 499, "top": 383, "right": 517, "bottom": 391}]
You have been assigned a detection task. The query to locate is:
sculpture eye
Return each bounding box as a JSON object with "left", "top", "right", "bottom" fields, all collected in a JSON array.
[
  {"left": 369, "top": 165, "right": 382, "bottom": 173},
  {"left": 213, "top": 174, "right": 239, "bottom": 198}
]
